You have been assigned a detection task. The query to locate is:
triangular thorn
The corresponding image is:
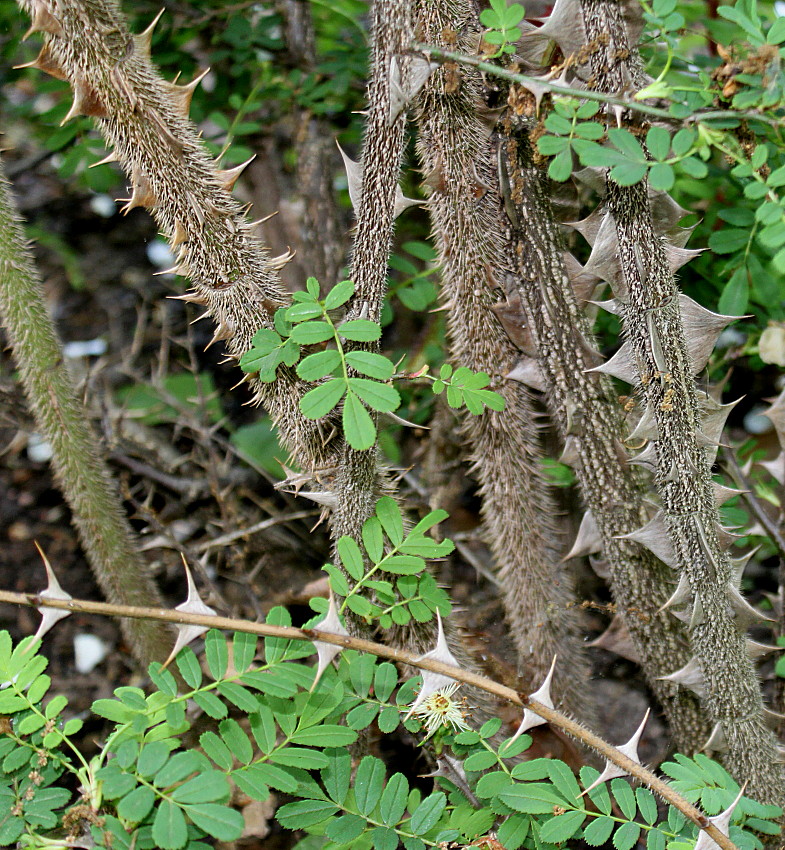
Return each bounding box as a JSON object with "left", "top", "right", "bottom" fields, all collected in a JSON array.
[
  {"left": 90, "top": 151, "right": 120, "bottom": 169},
  {"left": 404, "top": 611, "right": 462, "bottom": 719},
  {"left": 134, "top": 8, "right": 165, "bottom": 58},
  {"left": 163, "top": 557, "right": 217, "bottom": 668},
  {"left": 14, "top": 43, "right": 67, "bottom": 80},
  {"left": 563, "top": 511, "right": 602, "bottom": 561},
  {"left": 217, "top": 155, "right": 255, "bottom": 193},
  {"left": 23, "top": 2, "right": 64, "bottom": 39},
  {"left": 165, "top": 68, "right": 210, "bottom": 118},
  {"left": 310, "top": 591, "right": 350, "bottom": 690},
  {"left": 579, "top": 709, "right": 650, "bottom": 796},
  {"left": 659, "top": 656, "right": 705, "bottom": 698},
  {"left": 32, "top": 542, "right": 72, "bottom": 641},
  {"left": 693, "top": 785, "right": 745, "bottom": 850},
  {"left": 508, "top": 656, "right": 557, "bottom": 744}
]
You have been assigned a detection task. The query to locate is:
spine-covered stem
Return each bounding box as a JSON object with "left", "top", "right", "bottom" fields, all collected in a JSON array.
[
  {"left": 15, "top": 0, "right": 343, "bottom": 476},
  {"left": 413, "top": 0, "right": 595, "bottom": 720},
  {"left": 496, "top": 121, "right": 710, "bottom": 746},
  {"left": 0, "top": 160, "right": 170, "bottom": 665},
  {"left": 328, "top": 0, "right": 411, "bottom": 549},
  {"left": 579, "top": 0, "right": 785, "bottom": 803}
]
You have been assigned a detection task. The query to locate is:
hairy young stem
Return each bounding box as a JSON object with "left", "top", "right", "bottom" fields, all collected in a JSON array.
[
  {"left": 329, "top": 0, "right": 411, "bottom": 547},
  {"left": 0, "top": 161, "right": 169, "bottom": 666},
  {"left": 0, "top": 587, "right": 739, "bottom": 850},
  {"left": 322, "top": 0, "right": 497, "bottom": 724},
  {"left": 413, "top": 0, "right": 595, "bottom": 721},
  {"left": 578, "top": 0, "right": 785, "bottom": 805}
]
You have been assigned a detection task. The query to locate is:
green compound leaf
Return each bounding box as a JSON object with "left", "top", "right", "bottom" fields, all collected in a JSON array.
[
  {"left": 348, "top": 377, "right": 400, "bottom": 412},
  {"left": 219, "top": 718, "right": 253, "bottom": 765},
  {"left": 117, "top": 786, "right": 155, "bottom": 823},
  {"left": 299, "top": 378, "right": 347, "bottom": 419},
  {"left": 608, "top": 128, "right": 647, "bottom": 162},
  {"left": 646, "top": 126, "right": 671, "bottom": 161},
  {"left": 362, "top": 515, "right": 385, "bottom": 562},
  {"left": 290, "top": 321, "right": 335, "bottom": 344},
  {"left": 583, "top": 815, "right": 615, "bottom": 846},
  {"left": 306, "top": 276, "right": 321, "bottom": 299},
  {"left": 343, "top": 390, "right": 377, "bottom": 450},
  {"left": 464, "top": 750, "right": 498, "bottom": 771},
  {"left": 277, "top": 800, "right": 339, "bottom": 829},
  {"left": 326, "top": 813, "right": 366, "bottom": 844},
  {"left": 648, "top": 162, "right": 675, "bottom": 192},
  {"left": 217, "top": 682, "right": 259, "bottom": 713},
  {"left": 549, "top": 148, "right": 574, "bottom": 182},
  {"left": 539, "top": 810, "right": 585, "bottom": 844},
  {"left": 378, "top": 704, "right": 401, "bottom": 733},
  {"left": 337, "top": 536, "right": 365, "bottom": 580},
  {"left": 322, "top": 747, "right": 352, "bottom": 805},
  {"left": 175, "top": 647, "right": 202, "bottom": 690},
  {"left": 246, "top": 762, "right": 299, "bottom": 793},
  {"left": 290, "top": 725, "right": 358, "bottom": 747},
  {"left": 354, "top": 756, "right": 386, "bottom": 816},
  {"left": 575, "top": 121, "right": 604, "bottom": 140},
  {"left": 372, "top": 826, "right": 400, "bottom": 850},
  {"left": 324, "top": 279, "right": 355, "bottom": 310},
  {"left": 345, "top": 350, "right": 395, "bottom": 380},
  {"left": 231, "top": 632, "right": 258, "bottom": 672},
  {"left": 297, "top": 349, "right": 342, "bottom": 381},
  {"left": 611, "top": 778, "right": 637, "bottom": 820},
  {"left": 636, "top": 788, "right": 658, "bottom": 825},
  {"left": 339, "top": 319, "right": 382, "bottom": 342},
  {"left": 185, "top": 802, "right": 244, "bottom": 841},
  {"left": 383, "top": 554, "right": 425, "bottom": 575},
  {"left": 232, "top": 768, "right": 269, "bottom": 802},
  {"left": 610, "top": 162, "right": 649, "bottom": 186},
  {"left": 193, "top": 691, "right": 227, "bottom": 719},
  {"left": 205, "top": 630, "right": 228, "bottom": 680},
  {"left": 544, "top": 113, "right": 573, "bottom": 135},
  {"left": 136, "top": 741, "right": 170, "bottom": 778},
  {"left": 374, "top": 663, "right": 398, "bottom": 701},
  {"left": 496, "top": 814, "right": 530, "bottom": 850},
  {"left": 269, "top": 747, "right": 329, "bottom": 769},
  {"left": 537, "top": 135, "right": 571, "bottom": 156},
  {"left": 410, "top": 791, "right": 447, "bottom": 835},
  {"left": 498, "top": 783, "right": 568, "bottom": 814},
  {"left": 287, "top": 301, "right": 324, "bottom": 322},
  {"left": 380, "top": 773, "right": 409, "bottom": 825},
  {"left": 154, "top": 752, "right": 201, "bottom": 789},
  {"left": 708, "top": 229, "right": 748, "bottom": 254},
  {"left": 376, "top": 496, "right": 404, "bottom": 545},
  {"left": 171, "top": 772, "right": 231, "bottom": 804},
  {"left": 152, "top": 799, "right": 188, "bottom": 850},
  {"left": 613, "top": 821, "right": 641, "bottom": 850},
  {"left": 346, "top": 702, "right": 379, "bottom": 730},
  {"left": 91, "top": 699, "right": 138, "bottom": 724}
]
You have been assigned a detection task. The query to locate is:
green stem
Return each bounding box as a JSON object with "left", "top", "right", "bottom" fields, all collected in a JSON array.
[{"left": 0, "top": 160, "right": 170, "bottom": 667}]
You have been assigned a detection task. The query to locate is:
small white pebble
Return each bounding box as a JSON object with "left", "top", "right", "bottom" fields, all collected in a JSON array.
[
  {"left": 27, "top": 433, "right": 53, "bottom": 463},
  {"left": 63, "top": 338, "right": 107, "bottom": 359},
  {"left": 90, "top": 194, "right": 117, "bottom": 218},
  {"left": 74, "top": 633, "right": 109, "bottom": 674},
  {"left": 146, "top": 239, "right": 175, "bottom": 270},
  {"left": 744, "top": 406, "right": 774, "bottom": 435}
]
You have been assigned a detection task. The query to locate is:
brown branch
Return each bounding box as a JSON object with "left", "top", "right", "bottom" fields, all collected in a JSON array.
[{"left": 0, "top": 588, "right": 738, "bottom": 850}]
